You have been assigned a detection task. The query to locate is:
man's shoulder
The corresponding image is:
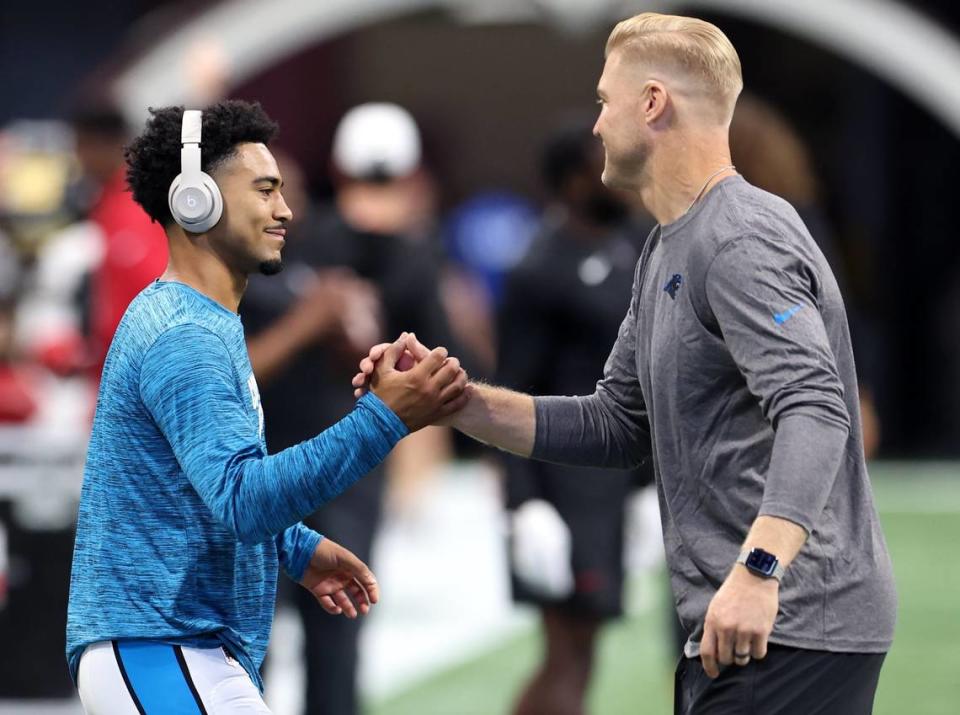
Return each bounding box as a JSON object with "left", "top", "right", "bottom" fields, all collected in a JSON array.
[
  {"left": 717, "top": 179, "right": 810, "bottom": 243},
  {"left": 686, "top": 180, "right": 815, "bottom": 270},
  {"left": 120, "top": 283, "right": 236, "bottom": 357}
]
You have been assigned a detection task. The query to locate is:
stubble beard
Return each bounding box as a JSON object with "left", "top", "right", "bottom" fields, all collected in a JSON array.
[
  {"left": 258, "top": 259, "right": 284, "bottom": 276},
  {"left": 603, "top": 140, "right": 650, "bottom": 194}
]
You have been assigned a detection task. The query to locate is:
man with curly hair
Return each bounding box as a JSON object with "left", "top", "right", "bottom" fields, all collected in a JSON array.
[{"left": 66, "top": 100, "right": 468, "bottom": 714}]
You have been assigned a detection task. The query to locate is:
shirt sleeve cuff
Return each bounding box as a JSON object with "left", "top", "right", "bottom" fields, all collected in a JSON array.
[
  {"left": 358, "top": 391, "right": 409, "bottom": 441},
  {"left": 287, "top": 530, "right": 324, "bottom": 582}
]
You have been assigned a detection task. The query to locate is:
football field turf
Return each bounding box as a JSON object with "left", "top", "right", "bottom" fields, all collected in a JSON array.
[{"left": 369, "top": 463, "right": 960, "bottom": 715}]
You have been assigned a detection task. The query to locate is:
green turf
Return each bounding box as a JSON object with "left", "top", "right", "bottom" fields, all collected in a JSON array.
[
  {"left": 369, "top": 463, "right": 960, "bottom": 715},
  {"left": 366, "top": 583, "right": 676, "bottom": 715},
  {"left": 871, "top": 463, "right": 960, "bottom": 715}
]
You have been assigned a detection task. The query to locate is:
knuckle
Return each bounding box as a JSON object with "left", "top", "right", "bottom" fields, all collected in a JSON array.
[{"left": 710, "top": 616, "right": 729, "bottom": 632}]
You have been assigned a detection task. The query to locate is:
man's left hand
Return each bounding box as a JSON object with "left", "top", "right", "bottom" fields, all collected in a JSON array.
[
  {"left": 699, "top": 565, "right": 779, "bottom": 678},
  {"left": 300, "top": 538, "right": 379, "bottom": 618},
  {"left": 352, "top": 335, "right": 425, "bottom": 398}
]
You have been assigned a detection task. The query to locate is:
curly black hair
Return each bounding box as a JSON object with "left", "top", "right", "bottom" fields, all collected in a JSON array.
[{"left": 125, "top": 99, "right": 279, "bottom": 226}]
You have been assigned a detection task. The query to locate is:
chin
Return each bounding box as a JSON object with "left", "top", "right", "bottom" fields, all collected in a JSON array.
[
  {"left": 258, "top": 259, "right": 284, "bottom": 276},
  {"left": 601, "top": 168, "right": 626, "bottom": 191},
  {"left": 602, "top": 163, "right": 642, "bottom": 193}
]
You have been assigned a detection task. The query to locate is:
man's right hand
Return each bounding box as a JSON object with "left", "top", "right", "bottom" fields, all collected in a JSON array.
[{"left": 369, "top": 333, "right": 469, "bottom": 432}]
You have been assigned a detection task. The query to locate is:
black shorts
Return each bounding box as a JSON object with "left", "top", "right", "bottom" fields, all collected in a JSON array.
[
  {"left": 674, "top": 644, "right": 886, "bottom": 715},
  {"left": 508, "top": 463, "right": 648, "bottom": 619}
]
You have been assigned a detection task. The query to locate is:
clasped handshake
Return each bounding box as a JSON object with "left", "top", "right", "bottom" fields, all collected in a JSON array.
[{"left": 351, "top": 332, "right": 473, "bottom": 432}]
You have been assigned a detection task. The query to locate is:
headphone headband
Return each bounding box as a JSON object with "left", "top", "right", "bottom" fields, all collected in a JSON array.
[
  {"left": 180, "top": 110, "right": 202, "bottom": 184},
  {"left": 181, "top": 109, "right": 202, "bottom": 144}
]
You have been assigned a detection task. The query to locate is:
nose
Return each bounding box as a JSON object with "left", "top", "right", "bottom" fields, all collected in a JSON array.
[
  {"left": 276, "top": 191, "right": 293, "bottom": 223},
  {"left": 592, "top": 114, "right": 602, "bottom": 139}
]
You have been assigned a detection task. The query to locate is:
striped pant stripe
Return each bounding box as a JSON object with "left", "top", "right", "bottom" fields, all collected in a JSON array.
[{"left": 113, "top": 641, "right": 207, "bottom": 714}]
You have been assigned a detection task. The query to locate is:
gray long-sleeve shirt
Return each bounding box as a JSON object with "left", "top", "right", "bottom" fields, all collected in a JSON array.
[{"left": 533, "top": 176, "right": 896, "bottom": 655}]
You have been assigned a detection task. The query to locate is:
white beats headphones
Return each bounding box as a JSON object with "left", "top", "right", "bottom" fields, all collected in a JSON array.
[{"left": 167, "top": 110, "right": 223, "bottom": 233}]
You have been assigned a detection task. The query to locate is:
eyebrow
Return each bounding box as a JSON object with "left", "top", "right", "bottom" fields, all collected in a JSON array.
[
  {"left": 596, "top": 88, "right": 608, "bottom": 99},
  {"left": 252, "top": 176, "right": 283, "bottom": 188}
]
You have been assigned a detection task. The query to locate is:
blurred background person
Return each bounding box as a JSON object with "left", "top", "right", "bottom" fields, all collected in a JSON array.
[
  {"left": 241, "top": 102, "right": 459, "bottom": 715},
  {"left": 729, "top": 93, "right": 882, "bottom": 458},
  {"left": 69, "top": 100, "right": 168, "bottom": 379},
  {"left": 0, "top": 236, "right": 35, "bottom": 425},
  {"left": 0, "top": 297, "right": 38, "bottom": 427},
  {"left": 441, "top": 191, "right": 540, "bottom": 376},
  {"left": 496, "top": 121, "right": 654, "bottom": 715},
  {"left": 0, "top": 106, "right": 116, "bottom": 703}
]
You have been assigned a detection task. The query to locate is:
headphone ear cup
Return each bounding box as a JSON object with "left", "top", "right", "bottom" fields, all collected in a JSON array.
[
  {"left": 168, "top": 174, "right": 185, "bottom": 225},
  {"left": 167, "top": 172, "right": 222, "bottom": 233},
  {"left": 198, "top": 172, "right": 223, "bottom": 232}
]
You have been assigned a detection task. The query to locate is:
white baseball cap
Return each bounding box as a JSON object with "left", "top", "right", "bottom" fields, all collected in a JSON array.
[{"left": 332, "top": 103, "right": 422, "bottom": 180}]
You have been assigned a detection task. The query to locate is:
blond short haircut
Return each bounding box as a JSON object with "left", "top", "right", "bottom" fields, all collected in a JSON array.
[{"left": 606, "top": 13, "right": 743, "bottom": 122}]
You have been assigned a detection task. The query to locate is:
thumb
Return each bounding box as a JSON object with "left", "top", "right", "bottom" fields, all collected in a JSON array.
[
  {"left": 378, "top": 333, "right": 408, "bottom": 371},
  {"left": 404, "top": 332, "right": 431, "bottom": 361}
]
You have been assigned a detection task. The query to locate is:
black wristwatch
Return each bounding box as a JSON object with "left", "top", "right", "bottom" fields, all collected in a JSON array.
[{"left": 737, "top": 547, "right": 785, "bottom": 582}]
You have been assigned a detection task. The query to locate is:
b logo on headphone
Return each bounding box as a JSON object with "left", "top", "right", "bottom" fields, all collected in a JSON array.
[{"left": 167, "top": 110, "right": 224, "bottom": 233}]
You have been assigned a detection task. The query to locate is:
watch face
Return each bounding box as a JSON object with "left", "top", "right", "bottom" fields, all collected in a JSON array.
[{"left": 746, "top": 548, "right": 778, "bottom": 576}]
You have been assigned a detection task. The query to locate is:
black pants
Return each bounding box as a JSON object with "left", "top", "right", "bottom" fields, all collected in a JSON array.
[{"left": 675, "top": 644, "right": 886, "bottom": 715}]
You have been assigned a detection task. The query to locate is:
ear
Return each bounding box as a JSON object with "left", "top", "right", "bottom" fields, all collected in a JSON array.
[{"left": 641, "top": 80, "right": 670, "bottom": 125}]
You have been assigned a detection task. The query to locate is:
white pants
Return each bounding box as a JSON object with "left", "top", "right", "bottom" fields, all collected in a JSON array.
[{"left": 77, "top": 640, "right": 272, "bottom": 714}]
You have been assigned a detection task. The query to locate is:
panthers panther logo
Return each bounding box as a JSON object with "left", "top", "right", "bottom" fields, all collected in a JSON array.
[{"left": 664, "top": 273, "right": 683, "bottom": 300}]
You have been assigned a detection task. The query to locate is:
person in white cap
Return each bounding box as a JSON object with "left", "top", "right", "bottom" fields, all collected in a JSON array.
[{"left": 243, "top": 102, "right": 461, "bottom": 715}]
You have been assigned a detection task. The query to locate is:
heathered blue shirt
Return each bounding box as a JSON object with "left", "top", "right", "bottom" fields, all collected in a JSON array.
[{"left": 66, "top": 280, "right": 407, "bottom": 690}]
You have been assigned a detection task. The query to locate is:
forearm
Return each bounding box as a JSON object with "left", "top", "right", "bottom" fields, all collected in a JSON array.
[
  {"left": 450, "top": 382, "right": 536, "bottom": 457},
  {"left": 758, "top": 412, "right": 849, "bottom": 534},
  {"left": 246, "top": 313, "right": 316, "bottom": 386},
  {"left": 741, "top": 411, "right": 849, "bottom": 574},
  {"left": 531, "top": 390, "right": 650, "bottom": 469},
  {"left": 214, "top": 393, "right": 407, "bottom": 543}
]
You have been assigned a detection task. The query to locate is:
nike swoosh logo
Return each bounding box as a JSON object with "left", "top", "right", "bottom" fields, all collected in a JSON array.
[{"left": 773, "top": 303, "right": 805, "bottom": 325}]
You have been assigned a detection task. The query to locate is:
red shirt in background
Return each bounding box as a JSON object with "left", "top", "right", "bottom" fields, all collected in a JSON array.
[{"left": 89, "top": 168, "right": 168, "bottom": 375}]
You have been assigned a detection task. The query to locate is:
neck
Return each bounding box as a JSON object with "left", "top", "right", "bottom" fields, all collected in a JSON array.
[
  {"left": 161, "top": 229, "right": 247, "bottom": 313},
  {"left": 639, "top": 131, "right": 736, "bottom": 225}
]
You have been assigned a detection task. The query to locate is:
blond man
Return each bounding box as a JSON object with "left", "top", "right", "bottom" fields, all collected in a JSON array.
[{"left": 357, "top": 12, "right": 895, "bottom": 714}]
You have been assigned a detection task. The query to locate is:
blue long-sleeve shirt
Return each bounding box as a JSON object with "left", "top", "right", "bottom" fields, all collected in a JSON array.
[{"left": 66, "top": 280, "right": 407, "bottom": 690}]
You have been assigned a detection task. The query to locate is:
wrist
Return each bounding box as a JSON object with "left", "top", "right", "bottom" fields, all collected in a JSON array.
[
  {"left": 735, "top": 546, "right": 785, "bottom": 583},
  {"left": 731, "top": 562, "right": 780, "bottom": 589},
  {"left": 362, "top": 391, "right": 412, "bottom": 439}
]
